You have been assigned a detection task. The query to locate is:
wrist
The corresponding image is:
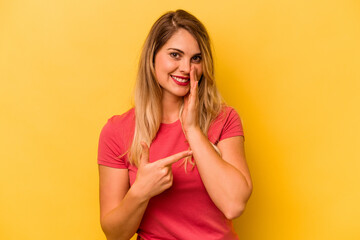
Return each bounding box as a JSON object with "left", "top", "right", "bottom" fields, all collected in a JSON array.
[
  {"left": 184, "top": 125, "right": 202, "bottom": 138},
  {"left": 128, "top": 183, "right": 150, "bottom": 204}
]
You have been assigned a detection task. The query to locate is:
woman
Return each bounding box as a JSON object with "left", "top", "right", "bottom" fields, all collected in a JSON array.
[{"left": 98, "top": 9, "right": 253, "bottom": 240}]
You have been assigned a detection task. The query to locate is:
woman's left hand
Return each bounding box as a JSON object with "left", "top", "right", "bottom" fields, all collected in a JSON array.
[{"left": 181, "top": 65, "right": 200, "bottom": 136}]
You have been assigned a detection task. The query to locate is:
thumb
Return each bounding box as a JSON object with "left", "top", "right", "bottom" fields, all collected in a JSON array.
[{"left": 139, "top": 141, "right": 149, "bottom": 166}]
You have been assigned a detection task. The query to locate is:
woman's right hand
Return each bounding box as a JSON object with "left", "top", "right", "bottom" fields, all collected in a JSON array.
[{"left": 131, "top": 142, "right": 192, "bottom": 201}]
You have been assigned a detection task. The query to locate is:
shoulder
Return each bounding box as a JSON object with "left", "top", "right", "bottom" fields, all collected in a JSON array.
[
  {"left": 100, "top": 107, "right": 136, "bottom": 145},
  {"left": 98, "top": 108, "right": 135, "bottom": 168},
  {"left": 213, "top": 105, "right": 240, "bottom": 125},
  {"left": 107, "top": 107, "right": 135, "bottom": 128},
  {"left": 208, "top": 105, "right": 244, "bottom": 144}
]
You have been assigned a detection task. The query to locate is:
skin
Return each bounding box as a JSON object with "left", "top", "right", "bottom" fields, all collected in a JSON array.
[
  {"left": 154, "top": 28, "right": 203, "bottom": 123},
  {"left": 99, "top": 149, "right": 192, "bottom": 240},
  {"left": 99, "top": 28, "right": 253, "bottom": 240},
  {"left": 182, "top": 68, "right": 252, "bottom": 218}
]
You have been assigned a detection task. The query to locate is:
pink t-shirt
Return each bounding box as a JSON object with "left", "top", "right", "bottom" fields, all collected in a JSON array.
[{"left": 98, "top": 106, "right": 244, "bottom": 240}]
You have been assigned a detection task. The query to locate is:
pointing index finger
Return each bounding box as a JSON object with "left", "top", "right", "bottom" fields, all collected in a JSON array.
[{"left": 157, "top": 150, "right": 193, "bottom": 167}]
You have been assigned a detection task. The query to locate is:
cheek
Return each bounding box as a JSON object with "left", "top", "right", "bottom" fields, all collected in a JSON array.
[
  {"left": 156, "top": 55, "right": 176, "bottom": 75},
  {"left": 195, "top": 65, "right": 203, "bottom": 79}
]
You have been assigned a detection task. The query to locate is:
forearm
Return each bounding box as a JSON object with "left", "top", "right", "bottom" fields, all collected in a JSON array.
[
  {"left": 186, "top": 128, "right": 252, "bottom": 219},
  {"left": 101, "top": 186, "right": 149, "bottom": 240}
]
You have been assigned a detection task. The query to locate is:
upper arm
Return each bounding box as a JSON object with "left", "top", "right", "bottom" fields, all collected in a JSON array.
[
  {"left": 98, "top": 165, "right": 130, "bottom": 221},
  {"left": 217, "top": 136, "right": 252, "bottom": 190}
]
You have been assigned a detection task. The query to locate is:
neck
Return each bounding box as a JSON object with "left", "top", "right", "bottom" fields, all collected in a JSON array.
[{"left": 161, "top": 93, "right": 182, "bottom": 123}]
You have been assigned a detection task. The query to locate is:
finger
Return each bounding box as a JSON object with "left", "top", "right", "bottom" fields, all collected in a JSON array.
[
  {"left": 183, "top": 93, "right": 189, "bottom": 108},
  {"left": 190, "top": 65, "right": 198, "bottom": 85},
  {"left": 189, "top": 67, "right": 195, "bottom": 95},
  {"left": 139, "top": 141, "right": 149, "bottom": 166},
  {"left": 158, "top": 150, "right": 193, "bottom": 167},
  {"left": 161, "top": 166, "right": 170, "bottom": 176},
  {"left": 192, "top": 77, "right": 198, "bottom": 99},
  {"left": 190, "top": 66, "right": 198, "bottom": 100}
]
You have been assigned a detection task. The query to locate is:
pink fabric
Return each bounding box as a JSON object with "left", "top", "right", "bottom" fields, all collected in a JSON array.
[{"left": 97, "top": 106, "right": 244, "bottom": 240}]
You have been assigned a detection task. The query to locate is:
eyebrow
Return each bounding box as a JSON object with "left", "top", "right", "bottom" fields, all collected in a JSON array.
[{"left": 167, "top": 48, "right": 201, "bottom": 56}]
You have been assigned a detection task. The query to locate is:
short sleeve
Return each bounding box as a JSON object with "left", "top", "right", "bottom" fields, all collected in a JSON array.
[
  {"left": 219, "top": 108, "right": 245, "bottom": 142},
  {"left": 97, "top": 117, "right": 128, "bottom": 169}
]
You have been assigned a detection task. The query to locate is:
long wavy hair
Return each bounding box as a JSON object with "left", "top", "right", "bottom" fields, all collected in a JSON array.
[{"left": 127, "top": 9, "right": 225, "bottom": 169}]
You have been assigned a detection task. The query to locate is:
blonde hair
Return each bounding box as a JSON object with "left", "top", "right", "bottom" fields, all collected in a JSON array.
[{"left": 127, "top": 9, "right": 225, "bottom": 169}]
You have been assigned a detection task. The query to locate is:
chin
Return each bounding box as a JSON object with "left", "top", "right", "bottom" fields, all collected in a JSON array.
[{"left": 177, "top": 89, "right": 190, "bottom": 97}]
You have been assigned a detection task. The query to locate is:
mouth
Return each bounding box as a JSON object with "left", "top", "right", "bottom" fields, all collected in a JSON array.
[{"left": 170, "top": 75, "right": 190, "bottom": 86}]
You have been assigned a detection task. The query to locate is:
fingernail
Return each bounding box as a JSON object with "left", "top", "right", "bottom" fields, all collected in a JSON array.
[{"left": 188, "top": 150, "right": 193, "bottom": 155}]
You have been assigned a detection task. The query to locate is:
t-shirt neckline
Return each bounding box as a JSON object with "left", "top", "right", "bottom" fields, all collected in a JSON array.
[{"left": 160, "top": 119, "right": 181, "bottom": 128}]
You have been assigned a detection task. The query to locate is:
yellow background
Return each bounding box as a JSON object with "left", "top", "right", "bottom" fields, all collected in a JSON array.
[{"left": 1, "top": 0, "right": 359, "bottom": 239}]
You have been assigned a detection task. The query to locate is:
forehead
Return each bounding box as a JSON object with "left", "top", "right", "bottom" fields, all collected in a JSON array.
[{"left": 162, "top": 28, "right": 201, "bottom": 53}]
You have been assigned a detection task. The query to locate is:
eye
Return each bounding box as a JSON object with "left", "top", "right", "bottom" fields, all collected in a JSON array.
[
  {"left": 192, "top": 55, "right": 202, "bottom": 63},
  {"left": 170, "top": 52, "right": 180, "bottom": 58}
]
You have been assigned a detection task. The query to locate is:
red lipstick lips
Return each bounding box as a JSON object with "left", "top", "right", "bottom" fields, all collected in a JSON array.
[{"left": 170, "top": 75, "right": 190, "bottom": 86}]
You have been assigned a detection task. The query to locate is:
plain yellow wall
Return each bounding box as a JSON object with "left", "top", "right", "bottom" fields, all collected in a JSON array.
[{"left": 1, "top": 0, "right": 359, "bottom": 239}]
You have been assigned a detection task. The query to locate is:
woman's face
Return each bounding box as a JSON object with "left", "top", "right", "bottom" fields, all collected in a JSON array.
[{"left": 154, "top": 28, "right": 203, "bottom": 100}]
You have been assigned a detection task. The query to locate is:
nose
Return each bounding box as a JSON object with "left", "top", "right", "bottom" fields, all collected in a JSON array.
[{"left": 179, "top": 59, "right": 191, "bottom": 74}]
